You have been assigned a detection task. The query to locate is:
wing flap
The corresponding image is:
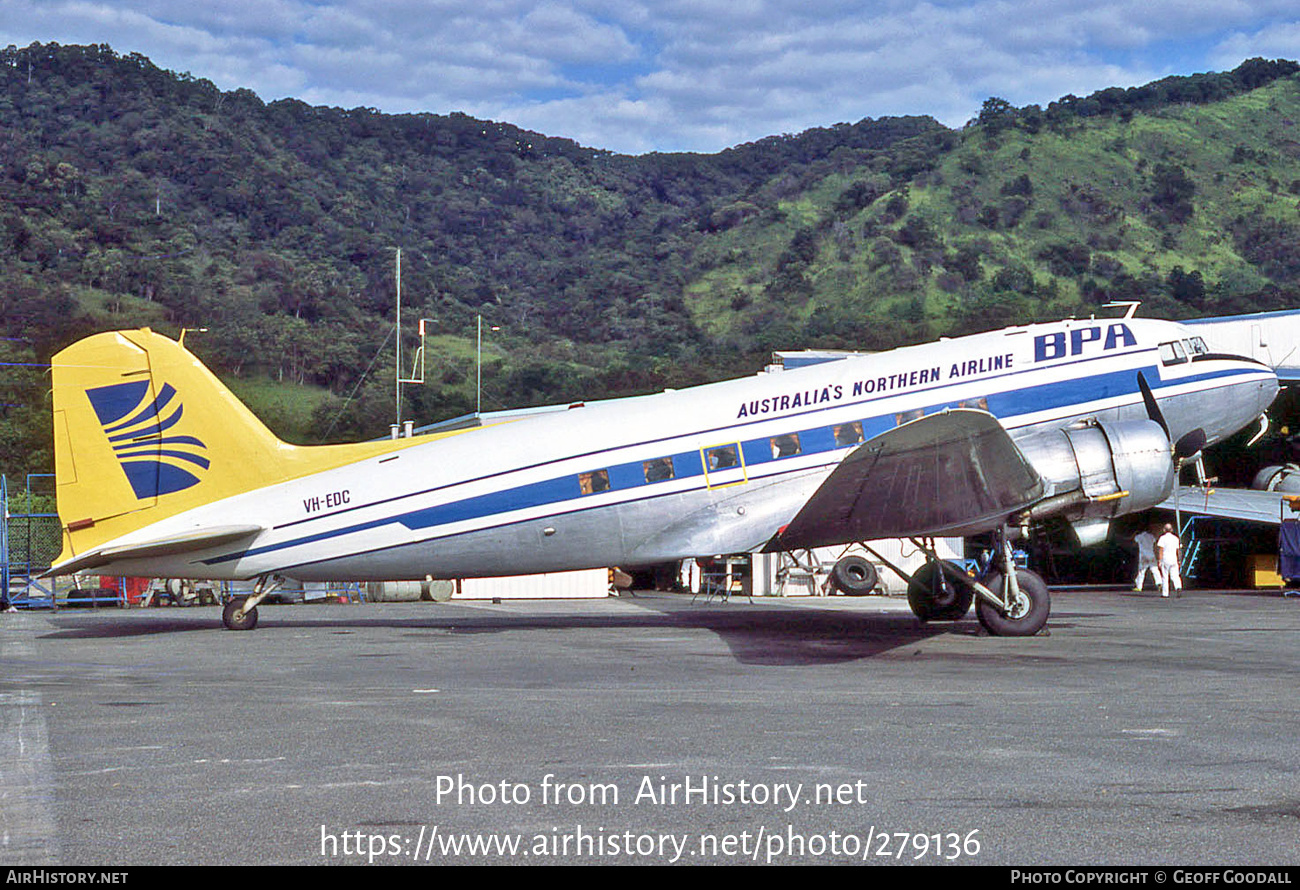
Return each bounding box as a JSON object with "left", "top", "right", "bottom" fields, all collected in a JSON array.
[
  {"left": 46, "top": 524, "right": 264, "bottom": 576},
  {"left": 772, "top": 409, "right": 1044, "bottom": 549}
]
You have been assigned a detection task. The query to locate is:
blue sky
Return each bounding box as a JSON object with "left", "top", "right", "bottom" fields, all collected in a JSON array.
[{"left": 2, "top": 1, "right": 1299, "bottom": 154}]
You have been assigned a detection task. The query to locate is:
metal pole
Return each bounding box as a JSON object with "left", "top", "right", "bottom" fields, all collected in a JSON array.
[
  {"left": 1, "top": 475, "right": 8, "bottom": 604},
  {"left": 476, "top": 314, "right": 482, "bottom": 416},
  {"left": 395, "top": 248, "right": 402, "bottom": 429},
  {"left": 1174, "top": 459, "right": 1183, "bottom": 542}
]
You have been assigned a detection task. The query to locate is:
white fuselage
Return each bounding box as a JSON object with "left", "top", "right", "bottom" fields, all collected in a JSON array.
[{"left": 95, "top": 317, "right": 1279, "bottom": 581}]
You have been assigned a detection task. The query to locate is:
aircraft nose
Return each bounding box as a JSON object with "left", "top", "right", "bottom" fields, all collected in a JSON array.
[
  {"left": 1248, "top": 369, "right": 1281, "bottom": 434},
  {"left": 1253, "top": 369, "right": 1281, "bottom": 418},
  {"left": 1209, "top": 364, "right": 1279, "bottom": 447}
]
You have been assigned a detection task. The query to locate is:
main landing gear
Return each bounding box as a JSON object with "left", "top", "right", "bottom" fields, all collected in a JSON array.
[
  {"left": 864, "top": 531, "right": 1050, "bottom": 637},
  {"left": 221, "top": 575, "right": 284, "bottom": 631}
]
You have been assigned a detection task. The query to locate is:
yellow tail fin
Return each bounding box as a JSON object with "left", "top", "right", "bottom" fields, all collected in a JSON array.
[{"left": 51, "top": 329, "right": 415, "bottom": 567}]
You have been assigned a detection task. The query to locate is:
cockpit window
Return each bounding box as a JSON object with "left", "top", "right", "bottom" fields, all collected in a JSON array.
[
  {"left": 1159, "top": 341, "right": 1187, "bottom": 365},
  {"left": 1187, "top": 337, "right": 1209, "bottom": 355}
]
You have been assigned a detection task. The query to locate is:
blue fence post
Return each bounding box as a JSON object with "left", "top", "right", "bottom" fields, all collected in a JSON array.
[
  {"left": 2, "top": 474, "right": 9, "bottom": 604},
  {"left": 6, "top": 475, "right": 58, "bottom": 608}
]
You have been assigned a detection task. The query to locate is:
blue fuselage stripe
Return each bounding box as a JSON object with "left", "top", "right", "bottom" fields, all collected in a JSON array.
[{"left": 203, "top": 360, "right": 1263, "bottom": 567}]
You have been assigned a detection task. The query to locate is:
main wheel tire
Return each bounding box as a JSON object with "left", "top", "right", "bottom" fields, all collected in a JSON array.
[
  {"left": 907, "top": 561, "right": 974, "bottom": 621},
  {"left": 975, "top": 569, "right": 1050, "bottom": 636},
  {"left": 222, "top": 597, "right": 258, "bottom": 631},
  {"left": 829, "top": 555, "right": 878, "bottom": 596}
]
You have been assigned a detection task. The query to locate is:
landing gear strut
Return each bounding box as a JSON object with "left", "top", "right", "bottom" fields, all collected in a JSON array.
[
  {"left": 974, "top": 566, "right": 1050, "bottom": 636},
  {"left": 221, "top": 575, "right": 283, "bottom": 631},
  {"left": 964, "top": 531, "right": 1050, "bottom": 637},
  {"left": 867, "top": 530, "right": 1050, "bottom": 636}
]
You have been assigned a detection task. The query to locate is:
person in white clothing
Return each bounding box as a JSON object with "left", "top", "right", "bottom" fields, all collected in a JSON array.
[
  {"left": 1156, "top": 523, "right": 1182, "bottom": 597},
  {"left": 1133, "top": 527, "right": 1158, "bottom": 591}
]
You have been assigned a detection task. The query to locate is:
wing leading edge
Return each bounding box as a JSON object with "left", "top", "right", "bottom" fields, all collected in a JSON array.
[
  {"left": 45, "top": 524, "right": 265, "bottom": 577},
  {"left": 1158, "top": 486, "right": 1300, "bottom": 525},
  {"left": 770, "top": 409, "right": 1045, "bottom": 550}
]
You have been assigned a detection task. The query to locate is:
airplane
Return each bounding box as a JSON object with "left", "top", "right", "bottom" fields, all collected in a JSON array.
[{"left": 45, "top": 314, "right": 1278, "bottom": 634}]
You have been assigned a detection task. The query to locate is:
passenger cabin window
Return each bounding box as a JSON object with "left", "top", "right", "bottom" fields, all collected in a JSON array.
[
  {"left": 1159, "top": 341, "right": 1187, "bottom": 365},
  {"left": 770, "top": 433, "right": 801, "bottom": 458},
  {"left": 833, "top": 422, "right": 864, "bottom": 447},
  {"left": 578, "top": 469, "right": 610, "bottom": 495},
  {"left": 643, "top": 457, "right": 675, "bottom": 483},
  {"left": 706, "top": 444, "right": 740, "bottom": 471}
]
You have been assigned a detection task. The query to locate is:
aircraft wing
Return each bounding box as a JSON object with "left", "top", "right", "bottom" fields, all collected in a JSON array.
[
  {"left": 771, "top": 408, "right": 1045, "bottom": 550},
  {"left": 1158, "top": 486, "right": 1299, "bottom": 525}
]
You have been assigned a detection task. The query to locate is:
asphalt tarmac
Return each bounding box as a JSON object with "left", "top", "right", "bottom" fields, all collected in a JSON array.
[{"left": 1, "top": 586, "right": 1298, "bottom": 866}]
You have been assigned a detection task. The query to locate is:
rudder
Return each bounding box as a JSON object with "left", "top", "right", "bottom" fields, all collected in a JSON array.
[
  {"left": 54, "top": 329, "right": 301, "bottom": 566},
  {"left": 51, "top": 328, "right": 433, "bottom": 572}
]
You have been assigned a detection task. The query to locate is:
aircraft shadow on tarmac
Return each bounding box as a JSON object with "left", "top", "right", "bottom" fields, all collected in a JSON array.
[{"left": 36, "top": 597, "right": 972, "bottom": 666}]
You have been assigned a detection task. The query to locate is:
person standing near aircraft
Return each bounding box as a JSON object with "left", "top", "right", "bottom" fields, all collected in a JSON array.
[
  {"left": 1157, "top": 524, "right": 1183, "bottom": 598},
  {"left": 1133, "top": 526, "right": 1158, "bottom": 592}
]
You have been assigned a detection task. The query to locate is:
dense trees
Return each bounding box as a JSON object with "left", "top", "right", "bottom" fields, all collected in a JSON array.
[
  {"left": 0, "top": 42, "right": 946, "bottom": 468},
  {"left": 3, "top": 43, "right": 1300, "bottom": 478},
  {"left": 977, "top": 59, "right": 1300, "bottom": 133}
]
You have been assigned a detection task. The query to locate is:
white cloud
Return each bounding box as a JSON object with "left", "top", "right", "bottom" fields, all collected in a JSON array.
[
  {"left": 510, "top": 4, "right": 640, "bottom": 64},
  {"left": 1211, "top": 21, "right": 1300, "bottom": 70},
  {"left": 1, "top": 1, "right": 1298, "bottom": 152}
]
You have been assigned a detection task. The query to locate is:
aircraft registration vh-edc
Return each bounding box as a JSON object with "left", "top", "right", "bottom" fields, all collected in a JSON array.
[{"left": 46, "top": 314, "right": 1278, "bottom": 635}]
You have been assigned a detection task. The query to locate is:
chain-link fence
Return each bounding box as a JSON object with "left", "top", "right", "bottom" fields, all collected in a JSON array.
[
  {"left": 6, "top": 513, "right": 61, "bottom": 572},
  {"left": 3, "top": 474, "right": 61, "bottom": 607}
]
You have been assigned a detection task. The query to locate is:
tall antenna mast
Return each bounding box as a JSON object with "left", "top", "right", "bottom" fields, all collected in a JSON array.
[{"left": 394, "top": 248, "right": 402, "bottom": 429}]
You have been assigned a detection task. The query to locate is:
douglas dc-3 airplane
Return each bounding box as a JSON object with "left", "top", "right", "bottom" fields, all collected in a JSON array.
[{"left": 46, "top": 315, "right": 1278, "bottom": 634}]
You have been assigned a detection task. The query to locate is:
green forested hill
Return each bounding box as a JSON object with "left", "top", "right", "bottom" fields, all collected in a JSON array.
[
  {"left": 2, "top": 43, "right": 1300, "bottom": 477},
  {"left": 687, "top": 58, "right": 1300, "bottom": 350}
]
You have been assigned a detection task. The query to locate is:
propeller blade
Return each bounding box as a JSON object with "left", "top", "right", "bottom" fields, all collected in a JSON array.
[
  {"left": 1174, "top": 428, "right": 1207, "bottom": 460},
  {"left": 1137, "top": 371, "right": 1169, "bottom": 437},
  {"left": 1139, "top": 371, "right": 1206, "bottom": 459}
]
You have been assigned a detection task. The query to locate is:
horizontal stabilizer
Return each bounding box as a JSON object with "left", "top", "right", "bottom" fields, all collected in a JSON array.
[
  {"left": 49, "top": 328, "right": 429, "bottom": 572},
  {"left": 773, "top": 409, "right": 1044, "bottom": 549},
  {"left": 46, "top": 524, "right": 264, "bottom": 577}
]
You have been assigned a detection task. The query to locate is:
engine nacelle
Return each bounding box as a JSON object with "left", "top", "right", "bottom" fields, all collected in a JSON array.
[
  {"left": 1016, "top": 419, "right": 1174, "bottom": 541},
  {"left": 1252, "top": 464, "right": 1300, "bottom": 493}
]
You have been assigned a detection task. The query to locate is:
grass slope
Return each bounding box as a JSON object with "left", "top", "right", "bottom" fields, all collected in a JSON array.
[{"left": 682, "top": 75, "right": 1300, "bottom": 354}]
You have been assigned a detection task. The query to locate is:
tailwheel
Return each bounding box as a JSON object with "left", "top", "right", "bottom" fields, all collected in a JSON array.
[
  {"left": 220, "top": 575, "right": 282, "bottom": 631},
  {"left": 975, "top": 569, "right": 1050, "bottom": 637},
  {"left": 906, "top": 560, "right": 975, "bottom": 621},
  {"left": 222, "top": 596, "right": 258, "bottom": 631}
]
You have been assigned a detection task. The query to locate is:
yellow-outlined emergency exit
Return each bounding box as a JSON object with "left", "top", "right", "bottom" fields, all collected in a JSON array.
[{"left": 700, "top": 441, "right": 747, "bottom": 489}]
